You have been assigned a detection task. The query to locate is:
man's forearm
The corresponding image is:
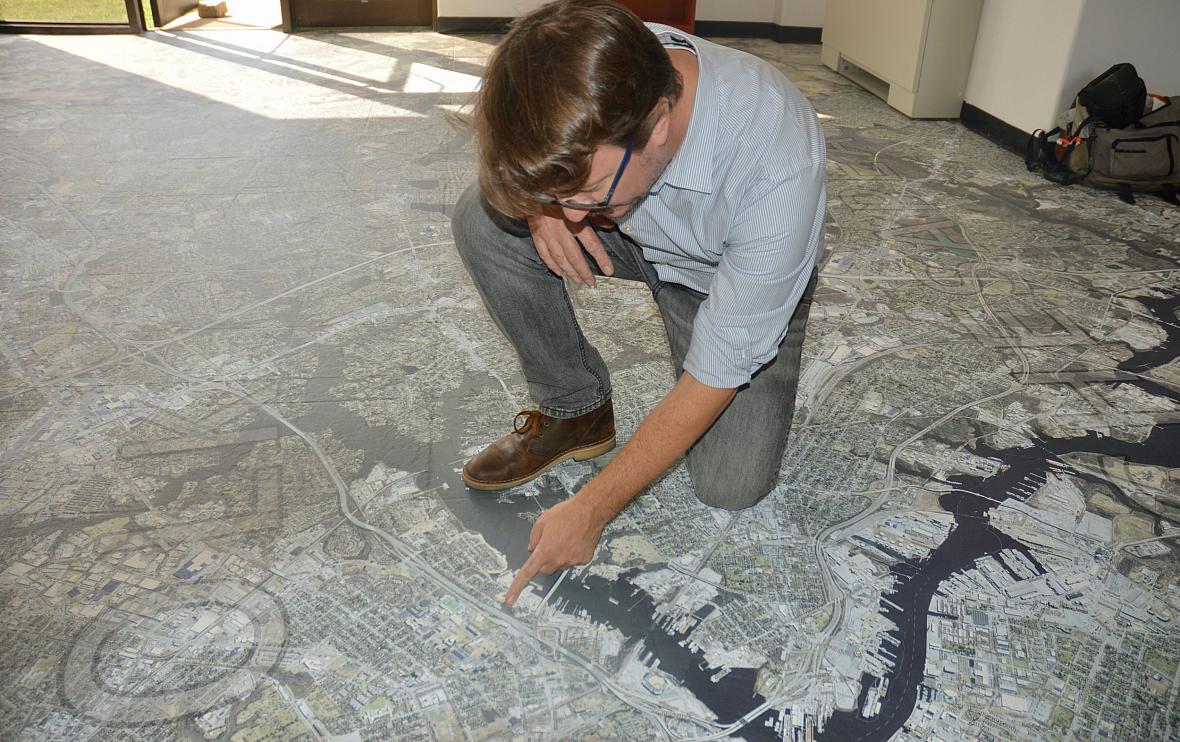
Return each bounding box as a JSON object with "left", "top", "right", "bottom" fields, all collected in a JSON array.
[{"left": 573, "top": 371, "right": 737, "bottom": 524}]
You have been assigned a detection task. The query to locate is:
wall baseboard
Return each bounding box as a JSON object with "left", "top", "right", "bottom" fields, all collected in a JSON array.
[
  {"left": 694, "top": 21, "right": 821, "bottom": 43},
  {"left": 0, "top": 20, "right": 134, "bottom": 33},
  {"left": 436, "top": 16, "right": 822, "bottom": 44},
  {"left": 959, "top": 102, "right": 1031, "bottom": 156},
  {"left": 435, "top": 16, "right": 511, "bottom": 34}
]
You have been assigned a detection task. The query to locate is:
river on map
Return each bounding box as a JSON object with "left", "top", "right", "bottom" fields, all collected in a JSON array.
[
  {"left": 821, "top": 294, "right": 1179, "bottom": 741},
  {"left": 548, "top": 572, "right": 778, "bottom": 740},
  {"left": 427, "top": 398, "right": 781, "bottom": 733},
  {"left": 431, "top": 447, "right": 782, "bottom": 739}
]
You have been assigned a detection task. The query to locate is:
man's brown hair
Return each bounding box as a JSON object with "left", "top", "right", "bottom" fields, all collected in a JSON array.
[{"left": 473, "top": 0, "right": 683, "bottom": 218}]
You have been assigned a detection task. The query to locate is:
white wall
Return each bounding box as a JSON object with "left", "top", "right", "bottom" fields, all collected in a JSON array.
[
  {"left": 697, "top": 0, "right": 775, "bottom": 22},
  {"left": 1064, "top": 0, "right": 1180, "bottom": 111},
  {"left": 436, "top": 0, "right": 543, "bottom": 15},
  {"left": 437, "top": 0, "right": 826, "bottom": 25},
  {"left": 965, "top": 0, "right": 1180, "bottom": 134},
  {"left": 776, "top": 0, "right": 824, "bottom": 27},
  {"left": 963, "top": 0, "right": 1085, "bottom": 134}
]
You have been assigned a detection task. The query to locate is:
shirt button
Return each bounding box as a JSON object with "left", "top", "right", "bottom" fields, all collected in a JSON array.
[{"left": 623, "top": 225, "right": 634, "bottom": 234}]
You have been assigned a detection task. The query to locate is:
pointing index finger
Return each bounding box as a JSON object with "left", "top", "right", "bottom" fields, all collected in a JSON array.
[{"left": 504, "top": 552, "right": 543, "bottom": 607}]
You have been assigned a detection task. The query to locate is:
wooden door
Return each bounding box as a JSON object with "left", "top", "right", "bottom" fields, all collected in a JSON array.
[
  {"left": 290, "top": 0, "right": 430, "bottom": 28},
  {"left": 615, "top": 0, "right": 696, "bottom": 32},
  {"left": 150, "top": 0, "right": 196, "bottom": 26}
]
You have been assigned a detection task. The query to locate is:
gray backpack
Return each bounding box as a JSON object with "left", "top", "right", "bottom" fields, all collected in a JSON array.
[{"left": 1027, "top": 63, "right": 1179, "bottom": 205}]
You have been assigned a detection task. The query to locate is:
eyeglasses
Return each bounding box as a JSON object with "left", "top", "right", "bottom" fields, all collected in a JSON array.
[{"left": 541, "top": 139, "right": 634, "bottom": 211}]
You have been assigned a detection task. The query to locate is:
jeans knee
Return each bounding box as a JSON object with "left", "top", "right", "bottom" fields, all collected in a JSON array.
[
  {"left": 689, "top": 465, "right": 775, "bottom": 511},
  {"left": 451, "top": 184, "right": 534, "bottom": 273},
  {"left": 450, "top": 184, "right": 485, "bottom": 256}
]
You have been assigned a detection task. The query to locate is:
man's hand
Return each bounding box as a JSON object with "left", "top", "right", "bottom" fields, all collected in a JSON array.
[
  {"left": 504, "top": 496, "right": 606, "bottom": 606},
  {"left": 502, "top": 372, "right": 736, "bottom": 608},
  {"left": 528, "top": 207, "right": 614, "bottom": 287}
]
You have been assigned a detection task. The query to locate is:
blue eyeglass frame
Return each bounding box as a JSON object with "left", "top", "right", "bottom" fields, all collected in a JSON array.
[{"left": 542, "top": 138, "right": 634, "bottom": 211}]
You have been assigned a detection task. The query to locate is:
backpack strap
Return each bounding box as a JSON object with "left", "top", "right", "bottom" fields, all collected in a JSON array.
[
  {"left": 1062, "top": 130, "right": 1097, "bottom": 186},
  {"left": 1025, "top": 128, "right": 1058, "bottom": 171},
  {"left": 1026, "top": 127, "right": 1082, "bottom": 185}
]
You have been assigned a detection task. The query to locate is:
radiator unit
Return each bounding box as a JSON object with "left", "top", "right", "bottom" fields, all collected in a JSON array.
[{"left": 821, "top": 0, "right": 983, "bottom": 118}]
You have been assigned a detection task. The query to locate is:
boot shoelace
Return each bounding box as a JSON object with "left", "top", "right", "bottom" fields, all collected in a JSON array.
[{"left": 513, "top": 411, "right": 550, "bottom": 437}]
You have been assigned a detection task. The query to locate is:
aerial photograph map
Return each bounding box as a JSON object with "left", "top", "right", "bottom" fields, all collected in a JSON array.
[{"left": 2, "top": 23, "right": 1180, "bottom": 742}]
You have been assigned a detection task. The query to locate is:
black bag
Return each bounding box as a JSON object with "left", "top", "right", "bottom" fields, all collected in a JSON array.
[
  {"left": 1026, "top": 63, "right": 1179, "bottom": 205},
  {"left": 1077, "top": 63, "right": 1147, "bottom": 129}
]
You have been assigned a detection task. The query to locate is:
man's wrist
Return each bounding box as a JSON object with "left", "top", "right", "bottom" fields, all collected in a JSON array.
[{"left": 572, "top": 481, "right": 620, "bottom": 529}]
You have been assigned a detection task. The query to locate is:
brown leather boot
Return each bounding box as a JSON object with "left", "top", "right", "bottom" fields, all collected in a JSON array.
[{"left": 462, "top": 401, "right": 616, "bottom": 491}]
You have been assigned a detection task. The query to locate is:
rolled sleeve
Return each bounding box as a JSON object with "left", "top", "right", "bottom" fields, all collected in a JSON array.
[{"left": 683, "top": 162, "right": 825, "bottom": 388}]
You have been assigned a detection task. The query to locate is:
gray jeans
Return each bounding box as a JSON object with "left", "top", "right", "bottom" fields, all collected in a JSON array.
[{"left": 451, "top": 185, "right": 817, "bottom": 510}]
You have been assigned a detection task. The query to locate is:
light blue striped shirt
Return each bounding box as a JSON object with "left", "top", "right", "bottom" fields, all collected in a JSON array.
[{"left": 621, "top": 24, "right": 826, "bottom": 389}]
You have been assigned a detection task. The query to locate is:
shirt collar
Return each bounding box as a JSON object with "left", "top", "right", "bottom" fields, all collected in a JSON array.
[{"left": 647, "top": 26, "right": 717, "bottom": 196}]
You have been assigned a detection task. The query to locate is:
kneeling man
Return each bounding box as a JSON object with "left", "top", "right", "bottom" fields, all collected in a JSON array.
[{"left": 450, "top": 0, "right": 826, "bottom": 605}]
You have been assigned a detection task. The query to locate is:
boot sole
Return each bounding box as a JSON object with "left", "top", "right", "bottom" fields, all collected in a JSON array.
[{"left": 462, "top": 435, "right": 617, "bottom": 491}]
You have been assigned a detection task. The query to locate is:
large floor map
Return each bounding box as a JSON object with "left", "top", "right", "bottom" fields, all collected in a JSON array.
[{"left": 1, "top": 29, "right": 1178, "bottom": 742}]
